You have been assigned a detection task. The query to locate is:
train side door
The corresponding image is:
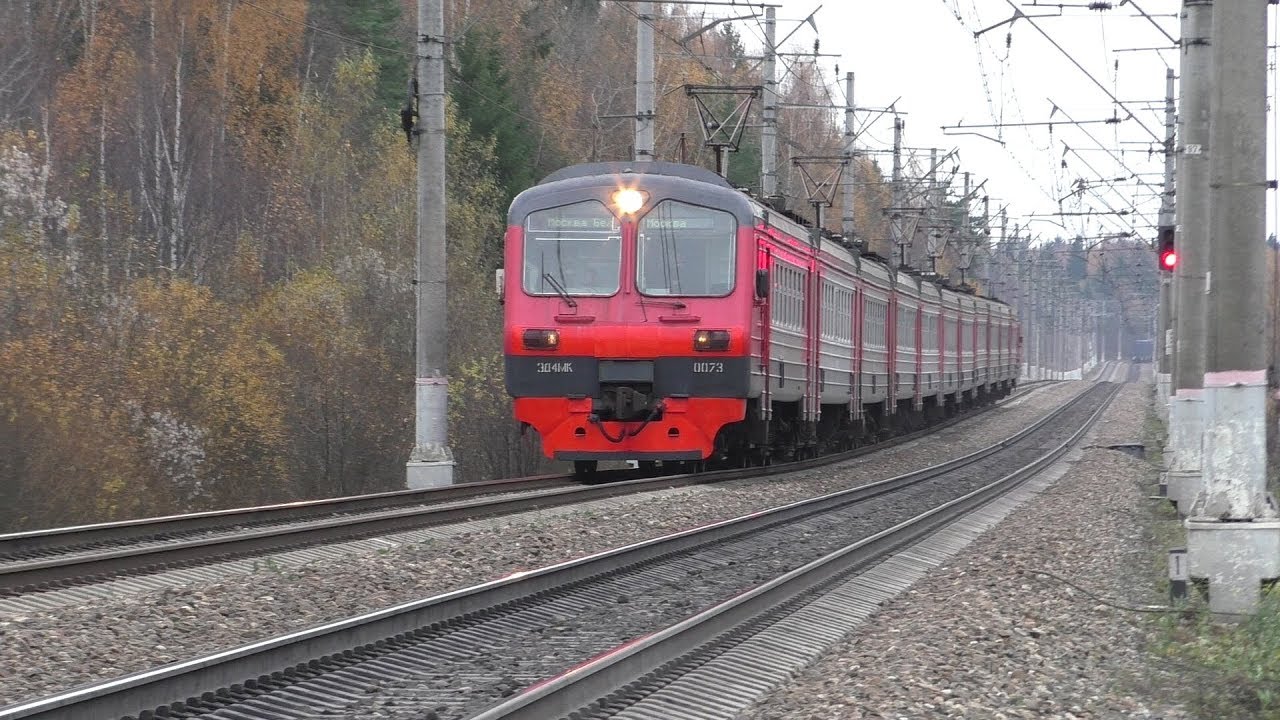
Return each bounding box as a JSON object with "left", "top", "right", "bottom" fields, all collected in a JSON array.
[
  {"left": 807, "top": 258, "right": 820, "bottom": 424},
  {"left": 914, "top": 304, "right": 923, "bottom": 411},
  {"left": 852, "top": 283, "right": 863, "bottom": 420},
  {"left": 756, "top": 240, "right": 773, "bottom": 421},
  {"left": 890, "top": 285, "right": 901, "bottom": 412}
]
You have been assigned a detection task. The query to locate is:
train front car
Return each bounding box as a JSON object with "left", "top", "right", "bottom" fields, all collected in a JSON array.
[{"left": 502, "top": 162, "right": 755, "bottom": 474}]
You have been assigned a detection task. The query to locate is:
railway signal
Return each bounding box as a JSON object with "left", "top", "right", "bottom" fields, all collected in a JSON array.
[{"left": 1158, "top": 234, "right": 1177, "bottom": 272}]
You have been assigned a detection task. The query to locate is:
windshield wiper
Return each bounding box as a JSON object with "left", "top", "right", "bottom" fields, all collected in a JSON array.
[
  {"left": 542, "top": 273, "right": 578, "bottom": 308},
  {"left": 639, "top": 297, "right": 686, "bottom": 310}
]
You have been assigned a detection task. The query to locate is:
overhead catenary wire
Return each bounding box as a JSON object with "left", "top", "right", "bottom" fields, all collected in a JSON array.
[
  {"left": 618, "top": 1, "right": 857, "bottom": 210},
  {"left": 1047, "top": 100, "right": 1163, "bottom": 228},
  {"left": 959, "top": 2, "right": 1167, "bottom": 241},
  {"left": 257, "top": 0, "right": 1161, "bottom": 248},
  {"left": 999, "top": 0, "right": 1160, "bottom": 142},
  {"left": 941, "top": 1, "right": 1091, "bottom": 236}
]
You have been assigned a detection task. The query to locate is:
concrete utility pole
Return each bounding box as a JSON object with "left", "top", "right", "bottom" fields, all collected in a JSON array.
[
  {"left": 890, "top": 116, "right": 905, "bottom": 267},
  {"left": 959, "top": 171, "right": 972, "bottom": 285},
  {"left": 922, "top": 147, "right": 940, "bottom": 273},
  {"left": 977, "top": 195, "right": 990, "bottom": 289},
  {"left": 1156, "top": 67, "right": 1177, "bottom": 417},
  {"left": 407, "top": 0, "right": 455, "bottom": 488},
  {"left": 635, "top": 1, "right": 655, "bottom": 161},
  {"left": 1186, "top": 0, "right": 1280, "bottom": 616},
  {"left": 992, "top": 212, "right": 1006, "bottom": 294},
  {"left": 1165, "top": 0, "right": 1211, "bottom": 513},
  {"left": 761, "top": 6, "right": 778, "bottom": 196},
  {"left": 842, "top": 72, "right": 856, "bottom": 242},
  {"left": 1047, "top": 277, "right": 1057, "bottom": 378},
  {"left": 1020, "top": 249, "right": 1033, "bottom": 377},
  {"left": 1029, "top": 262, "right": 1041, "bottom": 379},
  {"left": 1059, "top": 281, "right": 1070, "bottom": 379}
]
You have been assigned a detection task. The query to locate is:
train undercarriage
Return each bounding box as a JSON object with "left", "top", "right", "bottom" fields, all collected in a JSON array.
[{"left": 572, "top": 379, "right": 1017, "bottom": 477}]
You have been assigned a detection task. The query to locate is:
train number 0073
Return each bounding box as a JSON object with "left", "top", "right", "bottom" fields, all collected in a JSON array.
[
  {"left": 693, "top": 361, "right": 725, "bottom": 373},
  {"left": 535, "top": 362, "right": 574, "bottom": 373}
]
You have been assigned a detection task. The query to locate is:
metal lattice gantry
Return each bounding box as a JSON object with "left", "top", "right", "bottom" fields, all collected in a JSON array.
[
  {"left": 685, "top": 84, "right": 760, "bottom": 177},
  {"left": 791, "top": 154, "right": 848, "bottom": 244}
]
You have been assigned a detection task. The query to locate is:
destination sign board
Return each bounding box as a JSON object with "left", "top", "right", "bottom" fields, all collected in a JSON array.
[
  {"left": 526, "top": 201, "right": 619, "bottom": 233},
  {"left": 641, "top": 217, "right": 722, "bottom": 231}
]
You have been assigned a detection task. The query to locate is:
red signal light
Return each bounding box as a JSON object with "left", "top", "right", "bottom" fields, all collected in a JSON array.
[{"left": 1157, "top": 229, "right": 1176, "bottom": 273}]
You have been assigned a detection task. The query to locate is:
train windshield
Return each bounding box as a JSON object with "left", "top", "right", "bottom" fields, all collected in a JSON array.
[
  {"left": 523, "top": 201, "right": 622, "bottom": 296},
  {"left": 636, "top": 201, "right": 736, "bottom": 297}
]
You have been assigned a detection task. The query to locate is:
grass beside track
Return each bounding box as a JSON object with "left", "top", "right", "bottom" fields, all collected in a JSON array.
[{"left": 1143, "top": 385, "right": 1280, "bottom": 719}]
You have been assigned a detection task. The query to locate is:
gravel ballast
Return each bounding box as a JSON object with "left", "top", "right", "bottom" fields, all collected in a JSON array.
[
  {"left": 0, "top": 380, "right": 1089, "bottom": 707},
  {"left": 167, "top": 385, "right": 1116, "bottom": 720},
  {"left": 738, "top": 379, "right": 1187, "bottom": 720}
]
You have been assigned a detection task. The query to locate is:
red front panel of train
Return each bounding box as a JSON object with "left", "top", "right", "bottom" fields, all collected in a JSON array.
[{"left": 503, "top": 193, "right": 754, "bottom": 461}]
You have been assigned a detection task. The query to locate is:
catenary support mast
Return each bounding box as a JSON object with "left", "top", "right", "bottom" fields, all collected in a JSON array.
[
  {"left": 635, "top": 1, "right": 655, "bottom": 161},
  {"left": 1164, "top": 0, "right": 1211, "bottom": 512},
  {"left": 407, "top": 0, "right": 455, "bottom": 488},
  {"left": 761, "top": 6, "right": 778, "bottom": 197},
  {"left": 890, "top": 116, "right": 905, "bottom": 268},
  {"left": 1156, "top": 67, "right": 1176, "bottom": 413},
  {"left": 842, "top": 72, "right": 856, "bottom": 242},
  {"left": 1186, "top": 0, "right": 1280, "bottom": 616}
]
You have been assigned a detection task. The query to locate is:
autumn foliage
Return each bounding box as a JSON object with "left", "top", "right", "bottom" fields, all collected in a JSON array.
[{"left": 0, "top": 0, "right": 884, "bottom": 530}]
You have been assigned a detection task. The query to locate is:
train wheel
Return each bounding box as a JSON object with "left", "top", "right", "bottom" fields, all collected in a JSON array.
[
  {"left": 638, "top": 460, "right": 658, "bottom": 474},
  {"left": 573, "top": 460, "right": 598, "bottom": 477}
]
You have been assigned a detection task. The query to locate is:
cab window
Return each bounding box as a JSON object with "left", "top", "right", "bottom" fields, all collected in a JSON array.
[
  {"left": 636, "top": 200, "right": 736, "bottom": 297},
  {"left": 523, "top": 201, "right": 621, "bottom": 296}
]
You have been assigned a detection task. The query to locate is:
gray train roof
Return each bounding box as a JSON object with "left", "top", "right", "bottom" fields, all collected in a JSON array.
[
  {"left": 513, "top": 162, "right": 1012, "bottom": 313},
  {"left": 510, "top": 162, "right": 753, "bottom": 223},
  {"left": 538, "top": 161, "right": 734, "bottom": 188}
]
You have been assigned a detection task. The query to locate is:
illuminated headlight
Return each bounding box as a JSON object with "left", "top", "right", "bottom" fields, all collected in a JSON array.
[
  {"left": 523, "top": 329, "right": 560, "bottom": 350},
  {"left": 612, "top": 188, "right": 648, "bottom": 215},
  {"left": 693, "top": 329, "right": 730, "bottom": 352}
]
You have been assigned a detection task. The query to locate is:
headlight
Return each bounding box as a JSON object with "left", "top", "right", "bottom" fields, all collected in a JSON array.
[
  {"left": 522, "top": 329, "right": 560, "bottom": 350},
  {"left": 612, "top": 188, "right": 648, "bottom": 215},
  {"left": 693, "top": 329, "right": 730, "bottom": 352}
]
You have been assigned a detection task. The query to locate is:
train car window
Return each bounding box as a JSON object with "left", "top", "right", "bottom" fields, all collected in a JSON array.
[
  {"left": 819, "top": 283, "right": 853, "bottom": 342},
  {"left": 840, "top": 289, "right": 852, "bottom": 341},
  {"left": 637, "top": 201, "right": 736, "bottom": 297},
  {"left": 922, "top": 313, "right": 938, "bottom": 352},
  {"left": 523, "top": 201, "right": 621, "bottom": 296},
  {"left": 864, "top": 298, "right": 886, "bottom": 349},
  {"left": 896, "top": 308, "right": 915, "bottom": 351},
  {"left": 770, "top": 263, "right": 804, "bottom": 330}
]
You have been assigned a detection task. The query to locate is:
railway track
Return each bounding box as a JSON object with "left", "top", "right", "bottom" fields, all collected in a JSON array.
[
  {"left": 0, "top": 472, "right": 592, "bottom": 596},
  {"left": 479, "top": 381, "right": 1122, "bottom": 720},
  {"left": 0, "top": 379, "right": 1117, "bottom": 720},
  {"left": 0, "top": 378, "right": 1068, "bottom": 598}
]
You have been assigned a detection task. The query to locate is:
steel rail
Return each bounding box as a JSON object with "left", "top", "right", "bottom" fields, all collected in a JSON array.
[
  {"left": 0, "top": 378, "right": 1106, "bottom": 720},
  {"left": 1, "top": 376, "right": 1065, "bottom": 558},
  {"left": 471, "top": 382, "right": 1122, "bottom": 720},
  {"left": 0, "top": 378, "right": 1064, "bottom": 595},
  {"left": 0, "top": 474, "right": 582, "bottom": 557}
]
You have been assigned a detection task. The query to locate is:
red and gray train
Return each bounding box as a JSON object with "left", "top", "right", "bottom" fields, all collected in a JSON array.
[{"left": 502, "top": 161, "right": 1022, "bottom": 473}]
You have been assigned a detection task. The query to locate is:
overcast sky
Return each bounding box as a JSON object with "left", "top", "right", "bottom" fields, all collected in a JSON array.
[{"left": 708, "top": 0, "right": 1276, "bottom": 247}]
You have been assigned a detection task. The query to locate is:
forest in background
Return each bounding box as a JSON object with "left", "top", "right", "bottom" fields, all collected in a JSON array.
[
  {"left": 0, "top": 0, "right": 891, "bottom": 530},
  {"left": 0, "top": 0, "right": 1153, "bottom": 530}
]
